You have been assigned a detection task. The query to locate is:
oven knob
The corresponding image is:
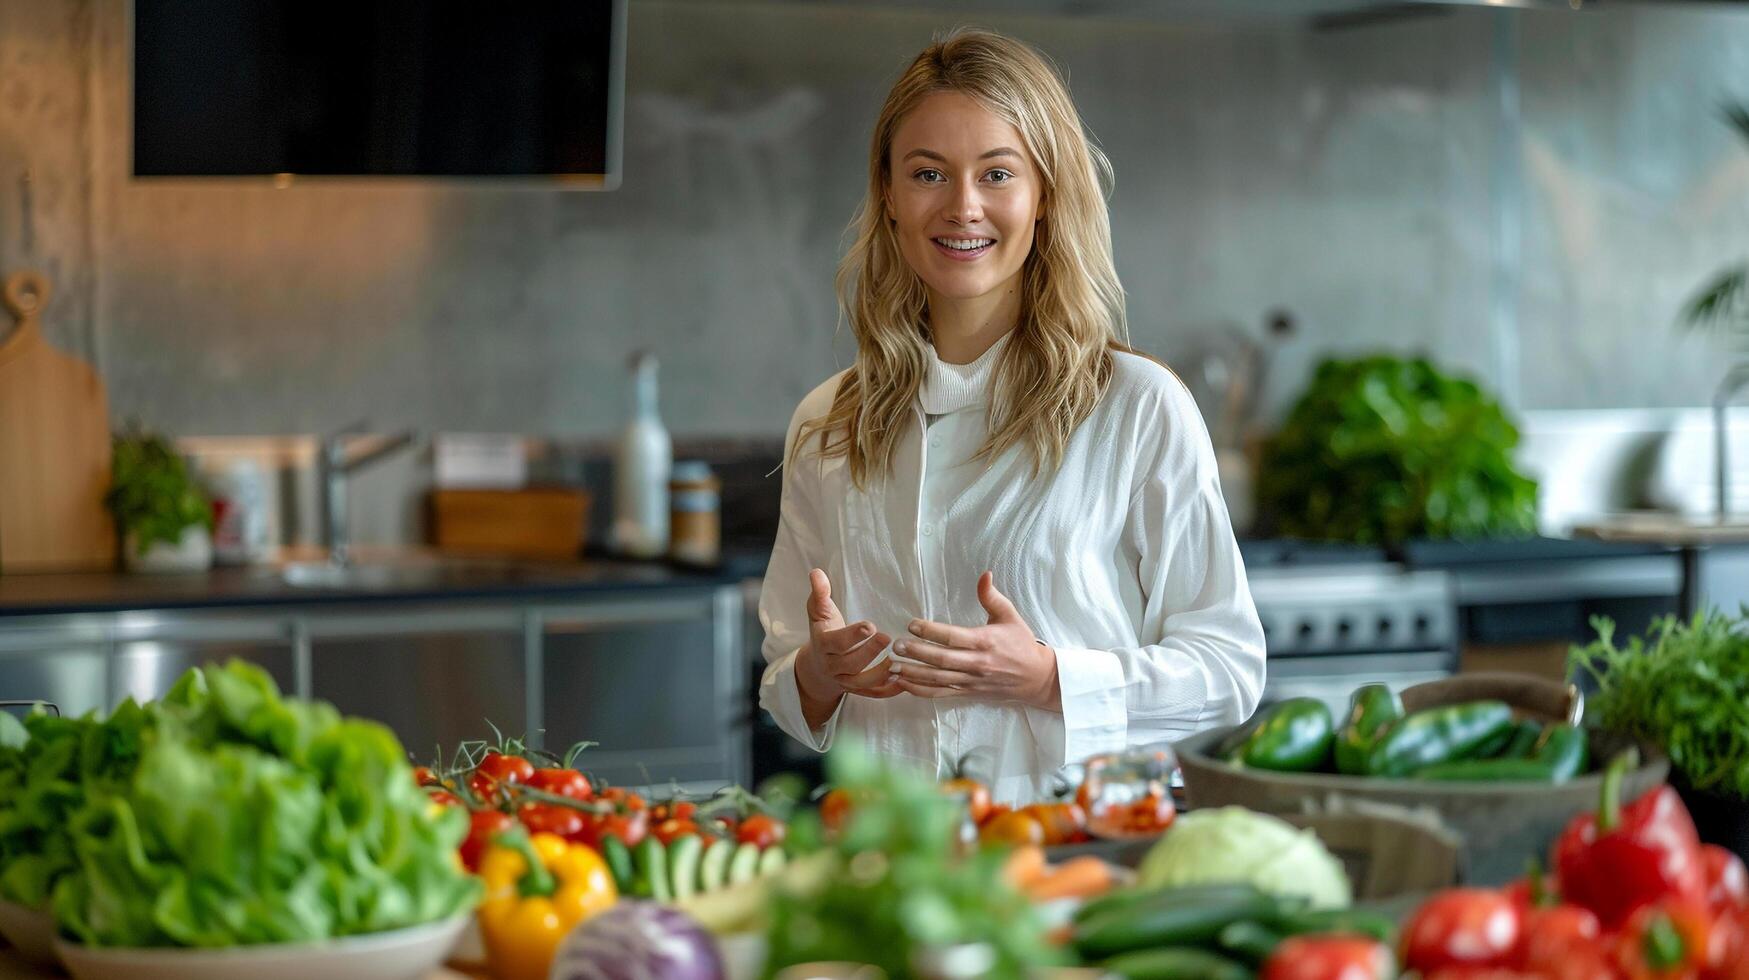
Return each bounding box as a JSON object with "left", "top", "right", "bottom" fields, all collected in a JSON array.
[
  {"left": 1376, "top": 615, "right": 1393, "bottom": 637},
  {"left": 1296, "top": 621, "right": 1315, "bottom": 644},
  {"left": 1414, "top": 614, "right": 1432, "bottom": 636},
  {"left": 1335, "top": 619, "right": 1353, "bottom": 641}
]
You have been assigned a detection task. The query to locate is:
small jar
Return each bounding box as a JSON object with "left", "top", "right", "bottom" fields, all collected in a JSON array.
[
  {"left": 668, "top": 460, "right": 720, "bottom": 566},
  {"left": 1079, "top": 745, "right": 1178, "bottom": 840}
]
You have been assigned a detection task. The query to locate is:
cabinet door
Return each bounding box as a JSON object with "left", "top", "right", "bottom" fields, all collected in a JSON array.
[
  {"left": 111, "top": 638, "right": 296, "bottom": 706},
  {"left": 0, "top": 646, "right": 109, "bottom": 717},
  {"left": 310, "top": 614, "right": 525, "bottom": 759},
  {"left": 542, "top": 593, "right": 744, "bottom": 791}
]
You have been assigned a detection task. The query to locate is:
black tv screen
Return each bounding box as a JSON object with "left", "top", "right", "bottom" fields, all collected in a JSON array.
[{"left": 132, "top": 0, "right": 624, "bottom": 184}]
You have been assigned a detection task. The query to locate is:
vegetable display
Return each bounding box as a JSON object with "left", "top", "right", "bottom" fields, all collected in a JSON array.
[
  {"left": 477, "top": 828, "right": 618, "bottom": 980},
  {"left": 550, "top": 902, "right": 726, "bottom": 980},
  {"left": 1136, "top": 807, "right": 1352, "bottom": 910},
  {"left": 0, "top": 660, "right": 480, "bottom": 948}
]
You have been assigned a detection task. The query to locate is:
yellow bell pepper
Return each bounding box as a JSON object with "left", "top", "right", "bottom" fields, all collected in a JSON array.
[{"left": 478, "top": 829, "right": 617, "bottom": 980}]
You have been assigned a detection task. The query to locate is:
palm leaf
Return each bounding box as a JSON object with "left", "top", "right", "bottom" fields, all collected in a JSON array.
[
  {"left": 1725, "top": 102, "right": 1749, "bottom": 147},
  {"left": 1685, "top": 264, "right": 1749, "bottom": 329}
]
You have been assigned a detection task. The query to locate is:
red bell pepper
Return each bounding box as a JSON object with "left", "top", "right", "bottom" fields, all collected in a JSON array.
[
  {"left": 1552, "top": 752, "right": 1709, "bottom": 930},
  {"left": 1701, "top": 845, "right": 1748, "bottom": 917},
  {"left": 1518, "top": 903, "right": 1603, "bottom": 971},
  {"left": 1260, "top": 935, "right": 1395, "bottom": 980},
  {"left": 1610, "top": 899, "right": 1712, "bottom": 980}
]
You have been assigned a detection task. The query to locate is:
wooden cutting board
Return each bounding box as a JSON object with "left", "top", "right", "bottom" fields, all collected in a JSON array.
[{"left": 0, "top": 270, "right": 114, "bottom": 572}]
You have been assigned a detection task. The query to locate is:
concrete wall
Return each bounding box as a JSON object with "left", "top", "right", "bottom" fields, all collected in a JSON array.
[{"left": 2, "top": 0, "right": 1746, "bottom": 444}]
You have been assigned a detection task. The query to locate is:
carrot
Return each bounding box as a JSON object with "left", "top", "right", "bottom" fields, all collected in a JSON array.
[
  {"left": 1002, "top": 844, "right": 1049, "bottom": 890},
  {"left": 1023, "top": 856, "right": 1114, "bottom": 902}
]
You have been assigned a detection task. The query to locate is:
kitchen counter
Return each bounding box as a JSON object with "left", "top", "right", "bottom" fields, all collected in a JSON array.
[{"left": 0, "top": 550, "right": 770, "bottom": 618}]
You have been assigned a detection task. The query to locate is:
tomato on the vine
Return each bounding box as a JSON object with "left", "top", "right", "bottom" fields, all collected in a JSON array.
[
  {"left": 517, "top": 801, "right": 587, "bottom": 840},
  {"left": 427, "top": 789, "right": 463, "bottom": 808},
  {"left": 736, "top": 813, "right": 787, "bottom": 849},
  {"left": 468, "top": 770, "right": 501, "bottom": 803},
  {"left": 459, "top": 809, "right": 515, "bottom": 872},
  {"left": 524, "top": 767, "right": 592, "bottom": 801},
  {"left": 476, "top": 751, "right": 534, "bottom": 787},
  {"left": 412, "top": 766, "right": 441, "bottom": 787},
  {"left": 653, "top": 818, "right": 700, "bottom": 845}
]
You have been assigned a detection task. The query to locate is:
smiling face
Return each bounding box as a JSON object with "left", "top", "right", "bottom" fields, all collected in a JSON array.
[{"left": 884, "top": 91, "right": 1045, "bottom": 309}]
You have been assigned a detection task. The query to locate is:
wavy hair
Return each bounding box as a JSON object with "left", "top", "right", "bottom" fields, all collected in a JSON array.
[{"left": 797, "top": 27, "right": 1129, "bottom": 486}]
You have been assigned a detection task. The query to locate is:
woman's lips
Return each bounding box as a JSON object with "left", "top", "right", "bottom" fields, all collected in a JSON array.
[{"left": 931, "top": 237, "right": 995, "bottom": 262}]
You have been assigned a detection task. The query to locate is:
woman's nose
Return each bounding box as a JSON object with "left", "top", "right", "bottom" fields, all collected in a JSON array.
[{"left": 943, "top": 184, "right": 984, "bottom": 224}]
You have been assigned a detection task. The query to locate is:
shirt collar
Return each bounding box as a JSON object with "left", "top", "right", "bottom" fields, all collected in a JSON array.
[{"left": 919, "top": 332, "right": 1011, "bottom": 415}]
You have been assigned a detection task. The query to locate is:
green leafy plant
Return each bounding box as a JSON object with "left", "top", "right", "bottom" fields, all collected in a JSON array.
[
  {"left": 1683, "top": 102, "right": 1749, "bottom": 339},
  {"left": 765, "top": 742, "right": 1060, "bottom": 976},
  {"left": 1258, "top": 355, "right": 1538, "bottom": 544},
  {"left": 104, "top": 426, "right": 212, "bottom": 557},
  {"left": 1569, "top": 612, "right": 1749, "bottom": 800}
]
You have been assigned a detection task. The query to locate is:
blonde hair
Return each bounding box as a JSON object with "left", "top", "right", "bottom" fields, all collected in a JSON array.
[{"left": 798, "top": 27, "right": 1129, "bottom": 486}]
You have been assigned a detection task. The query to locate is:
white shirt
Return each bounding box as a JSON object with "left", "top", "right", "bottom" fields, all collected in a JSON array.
[{"left": 757, "top": 336, "right": 1266, "bottom": 805}]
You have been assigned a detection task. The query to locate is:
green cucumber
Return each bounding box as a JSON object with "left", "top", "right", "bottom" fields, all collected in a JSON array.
[
  {"left": 667, "top": 834, "right": 703, "bottom": 901},
  {"left": 1412, "top": 723, "right": 1590, "bottom": 783},
  {"left": 1216, "top": 920, "right": 1283, "bottom": 966},
  {"left": 698, "top": 837, "right": 734, "bottom": 893},
  {"left": 726, "top": 841, "right": 760, "bottom": 885},
  {"left": 1227, "top": 698, "right": 1335, "bottom": 773},
  {"left": 1073, "top": 883, "right": 1269, "bottom": 926},
  {"left": 1073, "top": 886, "right": 1283, "bottom": 959},
  {"left": 1499, "top": 719, "right": 1545, "bottom": 759},
  {"left": 1272, "top": 907, "right": 1396, "bottom": 944},
  {"left": 1334, "top": 684, "right": 1404, "bottom": 775},
  {"left": 600, "top": 834, "right": 636, "bottom": 894},
  {"left": 757, "top": 844, "right": 788, "bottom": 877},
  {"left": 1365, "top": 699, "right": 1514, "bottom": 777},
  {"left": 1101, "top": 947, "right": 1253, "bottom": 980},
  {"left": 634, "top": 835, "right": 671, "bottom": 901}
]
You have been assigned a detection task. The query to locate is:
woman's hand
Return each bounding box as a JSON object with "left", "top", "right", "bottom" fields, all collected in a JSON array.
[
  {"left": 794, "top": 568, "right": 902, "bottom": 728},
  {"left": 890, "top": 572, "right": 1061, "bottom": 710}
]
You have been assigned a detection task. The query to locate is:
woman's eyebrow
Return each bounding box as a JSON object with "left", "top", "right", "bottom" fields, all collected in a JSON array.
[{"left": 901, "top": 147, "right": 1024, "bottom": 162}]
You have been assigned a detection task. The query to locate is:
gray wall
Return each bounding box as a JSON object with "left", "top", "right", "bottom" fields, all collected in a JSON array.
[{"left": 1, "top": 0, "right": 1745, "bottom": 442}]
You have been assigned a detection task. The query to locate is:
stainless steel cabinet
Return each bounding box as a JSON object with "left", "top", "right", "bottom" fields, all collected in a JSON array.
[
  {"left": 541, "top": 590, "right": 747, "bottom": 791},
  {"left": 0, "top": 643, "right": 108, "bottom": 717},
  {"left": 109, "top": 616, "right": 297, "bottom": 706},
  {"left": 309, "top": 610, "right": 526, "bottom": 762}
]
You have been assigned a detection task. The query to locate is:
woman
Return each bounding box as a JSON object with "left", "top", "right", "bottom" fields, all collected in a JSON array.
[{"left": 758, "top": 27, "right": 1265, "bottom": 804}]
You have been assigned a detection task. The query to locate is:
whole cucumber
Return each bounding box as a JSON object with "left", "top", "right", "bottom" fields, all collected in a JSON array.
[
  {"left": 1227, "top": 698, "right": 1335, "bottom": 773},
  {"left": 1365, "top": 699, "right": 1513, "bottom": 777},
  {"left": 1334, "top": 684, "right": 1403, "bottom": 775},
  {"left": 1073, "top": 883, "right": 1267, "bottom": 926},
  {"left": 1101, "top": 947, "right": 1254, "bottom": 980},
  {"left": 1073, "top": 888, "right": 1283, "bottom": 959}
]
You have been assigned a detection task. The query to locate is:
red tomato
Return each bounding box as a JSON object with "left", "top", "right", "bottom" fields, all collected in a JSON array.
[
  {"left": 524, "top": 767, "right": 592, "bottom": 801},
  {"left": 1400, "top": 889, "right": 1523, "bottom": 972},
  {"left": 476, "top": 752, "right": 534, "bottom": 787},
  {"left": 1611, "top": 900, "right": 1711, "bottom": 980},
  {"left": 1704, "top": 845, "right": 1749, "bottom": 916},
  {"left": 1517, "top": 903, "right": 1601, "bottom": 969},
  {"left": 601, "top": 811, "right": 648, "bottom": 848},
  {"left": 736, "top": 814, "right": 787, "bottom": 849},
  {"left": 460, "top": 808, "right": 515, "bottom": 872},
  {"left": 517, "top": 801, "right": 586, "bottom": 839},
  {"left": 652, "top": 818, "right": 699, "bottom": 845},
  {"left": 427, "top": 789, "right": 463, "bottom": 808},
  {"left": 1425, "top": 970, "right": 1537, "bottom": 980},
  {"left": 820, "top": 788, "right": 856, "bottom": 834},
  {"left": 468, "top": 770, "right": 500, "bottom": 803},
  {"left": 979, "top": 811, "right": 1046, "bottom": 847},
  {"left": 412, "top": 766, "right": 441, "bottom": 787},
  {"left": 1262, "top": 935, "right": 1395, "bottom": 980},
  {"left": 671, "top": 800, "right": 697, "bottom": 820}
]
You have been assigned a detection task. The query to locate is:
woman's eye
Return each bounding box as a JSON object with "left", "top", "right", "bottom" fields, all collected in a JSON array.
[
  {"left": 985, "top": 169, "right": 1015, "bottom": 183},
  {"left": 914, "top": 169, "right": 945, "bottom": 183}
]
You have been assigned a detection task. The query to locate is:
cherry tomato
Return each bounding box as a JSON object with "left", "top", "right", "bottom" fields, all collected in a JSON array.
[
  {"left": 468, "top": 770, "right": 501, "bottom": 805},
  {"left": 652, "top": 818, "right": 700, "bottom": 845},
  {"left": 979, "top": 810, "right": 1046, "bottom": 847},
  {"left": 1400, "top": 888, "right": 1523, "bottom": 972},
  {"left": 1262, "top": 935, "right": 1395, "bottom": 980},
  {"left": 412, "top": 766, "right": 441, "bottom": 787},
  {"left": 1518, "top": 904, "right": 1601, "bottom": 970},
  {"left": 670, "top": 800, "right": 697, "bottom": 820},
  {"left": 524, "top": 767, "right": 592, "bottom": 801},
  {"left": 601, "top": 811, "right": 648, "bottom": 848},
  {"left": 736, "top": 813, "right": 787, "bottom": 849},
  {"left": 821, "top": 788, "right": 856, "bottom": 834},
  {"left": 517, "top": 801, "right": 587, "bottom": 839},
  {"left": 459, "top": 808, "right": 515, "bottom": 872},
  {"left": 942, "top": 778, "right": 993, "bottom": 826},
  {"left": 476, "top": 751, "right": 534, "bottom": 787},
  {"left": 427, "top": 789, "right": 463, "bottom": 808}
]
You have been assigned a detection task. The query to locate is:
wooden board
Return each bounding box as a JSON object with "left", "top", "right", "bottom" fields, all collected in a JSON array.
[
  {"left": 0, "top": 271, "right": 114, "bottom": 572},
  {"left": 429, "top": 488, "right": 590, "bottom": 560}
]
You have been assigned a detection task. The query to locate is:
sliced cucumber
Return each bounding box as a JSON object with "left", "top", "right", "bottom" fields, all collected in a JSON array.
[
  {"left": 756, "top": 844, "right": 788, "bottom": 877},
  {"left": 600, "top": 834, "right": 636, "bottom": 895},
  {"left": 698, "top": 837, "right": 734, "bottom": 893},
  {"left": 668, "top": 834, "right": 704, "bottom": 901},
  {"left": 726, "top": 841, "right": 761, "bottom": 885},
  {"left": 635, "top": 835, "right": 671, "bottom": 902}
]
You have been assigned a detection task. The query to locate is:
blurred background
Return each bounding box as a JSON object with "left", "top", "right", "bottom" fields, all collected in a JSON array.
[{"left": 1, "top": 0, "right": 1746, "bottom": 789}]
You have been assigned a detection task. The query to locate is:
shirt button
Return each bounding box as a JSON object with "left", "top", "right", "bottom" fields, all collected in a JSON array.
[{"left": 921, "top": 524, "right": 934, "bottom": 537}]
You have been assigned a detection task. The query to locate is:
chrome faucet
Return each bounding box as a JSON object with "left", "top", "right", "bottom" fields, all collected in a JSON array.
[
  {"left": 1715, "top": 365, "right": 1749, "bottom": 521},
  {"left": 319, "top": 423, "right": 418, "bottom": 567}
]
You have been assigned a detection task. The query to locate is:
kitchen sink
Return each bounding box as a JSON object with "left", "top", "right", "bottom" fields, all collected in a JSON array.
[{"left": 278, "top": 556, "right": 562, "bottom": 590}]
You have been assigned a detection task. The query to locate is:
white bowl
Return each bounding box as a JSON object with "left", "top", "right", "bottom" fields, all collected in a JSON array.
[
  {"left": 0, "top": 899, "right": 59, "bottom": 970},
  {"left": 52, "top": 914, "right": 468, "bottom": 980}
]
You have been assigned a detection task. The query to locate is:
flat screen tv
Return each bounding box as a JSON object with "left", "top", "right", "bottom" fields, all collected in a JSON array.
[{"left": 132, "top": 0, "right": 625, "bottom": 186}]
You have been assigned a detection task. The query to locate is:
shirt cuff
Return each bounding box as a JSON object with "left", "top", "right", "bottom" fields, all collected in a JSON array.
[
  {"left": 759, "top": 646, "right": 844, "bottom": 753},
  {"left": 1026, "top": 646, "right": 1127, "bottom": 773}
]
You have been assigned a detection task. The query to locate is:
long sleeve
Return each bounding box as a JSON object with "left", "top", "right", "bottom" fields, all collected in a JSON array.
[
  {"left": 757, "top": 381, "right": 847, "bottom": 752},
  {"left": 1026, "top": 383, "right": 1266, "bottom": 772}
]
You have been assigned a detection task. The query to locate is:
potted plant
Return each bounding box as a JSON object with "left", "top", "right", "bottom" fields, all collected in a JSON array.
[
  {"left": 104, "top": 426, "right": 213, "bottom": 573},
  {"left": 1683, "top": 103, "right": 1749, "bottom": 341},
  {"left": 1569, "top": 612, "right": 1749, "bottom": 863}
]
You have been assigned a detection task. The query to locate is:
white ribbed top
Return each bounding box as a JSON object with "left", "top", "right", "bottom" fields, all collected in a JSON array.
[{"left": 919, "top": 333, "right": 1010, "bottom": 416}]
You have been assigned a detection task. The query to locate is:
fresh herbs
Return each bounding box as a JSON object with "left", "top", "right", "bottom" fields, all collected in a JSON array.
[
  {"left": 765, "top": 743, "right": 1060, "bottom": 977},
  {"left": 1568, "top": 612, "right": 1749, "bottom": 799},
  {"left": 1258, "top": 355, "right": 1538, "bottom": 544},
  {"left": 104, "top": 426, "right": 212, "bottom": 557}
]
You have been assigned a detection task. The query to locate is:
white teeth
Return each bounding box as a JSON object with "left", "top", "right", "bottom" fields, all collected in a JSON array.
[{"left": 936, "top": 238, "right": 993, "bottom": 251}]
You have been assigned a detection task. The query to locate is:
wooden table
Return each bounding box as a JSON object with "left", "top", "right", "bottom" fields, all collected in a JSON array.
[{"left": 1576, "top": 512, "right": 1749, "bottom": 617}]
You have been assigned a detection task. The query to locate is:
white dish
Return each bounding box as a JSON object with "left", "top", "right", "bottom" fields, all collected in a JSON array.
[
  {"left": 0, "top": 899, "right": 59, "bottom": 970},
  {"left": 52, "top": 914, "right": 468, "bottom": 980}
]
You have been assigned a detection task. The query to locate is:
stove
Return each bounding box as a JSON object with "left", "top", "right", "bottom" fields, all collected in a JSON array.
[{"left": 1241, "top": 541, "right": 1459, "bottom": 717}]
